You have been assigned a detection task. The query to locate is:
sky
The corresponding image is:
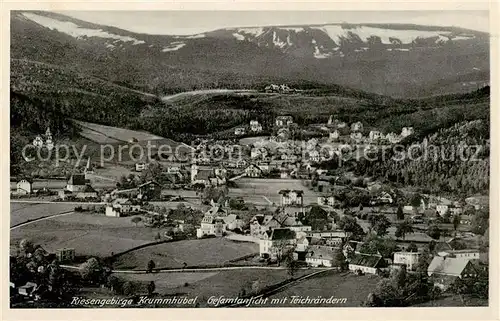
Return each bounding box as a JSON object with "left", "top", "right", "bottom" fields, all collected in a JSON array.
[{"left": 57, "top": 11, "right": 489, "bottom": 35}]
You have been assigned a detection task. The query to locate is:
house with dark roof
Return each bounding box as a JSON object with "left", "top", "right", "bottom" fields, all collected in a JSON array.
[
  {"left": 250, "top": 214, "right": 282, "bottom": 238},
  {"left": 427, "top": 256, "right": 478, "bottom": 290},
  {"left": 244, "top": 164, "right": 264, "bottom": 178},
  {"left": 275, "top": 115, "right": 293, "bottom": 127},
  {"left": 66, "top": 174, "right": 88, "bottom": 192},
  {"left": 75, "top": 184, "right": 98, "bottom": 199},
  {"left": 306, "top": 245, "right": 343, "bottom": 267},
  {"left": 259, "top": 228, "right": 297, "bottom": 259},
  {"left": 348, "top": 253, "right": 385, "bottom": 274},
  {"left": 138, "top": 181, "right": 162, "bottom": 200},
  {"left": 343, "top": 240, "right": 364, "bottom": 259}
]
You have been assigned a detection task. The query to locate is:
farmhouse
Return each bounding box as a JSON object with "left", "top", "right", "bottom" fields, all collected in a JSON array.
[
  {"left": 259, "top": 228, "right": 296, "bottom": 259},
  {"left": 250, "top": 120, "right": 263, "bottom": 132},
  {"left": 386, "top": 132, "right": 401, "bottom": 144},
  {"left": 401, "top": 127, "right": 414, "bottom": 137},
  {"left": 138, "top": 181, "right": 162, "bottom": 200},
  {"left": 196, "top": 214, "right": 227, "bottom": 238},
  {"left": 306, "top": 245, "right": 342, "bottom": 267},
  {"left": 75, "top": 185, "right": 98, "bottom": 199},
  {"left": 275, "top": 115, "right": 293, "bottom": 127},
  {"left": 343, "top": 240, "right": 364, "bottom": 259},
  {"left": 348, "top": 253, "right": 385, "bottom": 275},
  {"left": 369, "top": 130, "right": 382, "bottom": 141},
  {"left": 393, "top": 251, "right": 422, "bottom": 271},
  {"left": 55, "top": 248, "right": 75, "bottom": 262},
  {"left": 244, "top": 164, "right": 264, "bottom": 178},
  {"left": 66, "top": 174, "right": 88, "bottom": 192},
  {"left": 279, "top": 190, "right": 304, "bottom": 207},
  {"left": 351, "top": 122, "right": 363, "bottom": 132},
  {"left": 135, "top": 162, "right": 147, "bottom": 172},
  {"left": 191, "top": 165, "right": 226, "bottom": 187},
  {"left": 427, "top": 256, "right": 477, "bottom": 290},
  {"left": 329, "top": 130, "right": 340, "bottom": 141},
  {"left": 436, "top": 204, "right": 449, "bottom": 216},
  {"left": 250, "top": 214, "right": 282, "bottom": 238},
  {"left": 234, "top": 127, "right": 246, "bottom": 135},
  {"left": 438, "top": 249, "right": 480, "bottom": 260},
  {"left": 16, "top": 179, "right": 33, "bottom": 195},
  {"left": 223, "top": 214, "right": 244, "bottom": 231},
  {"left": 106, "top": 198, "right": 141, "bottom": 217}
]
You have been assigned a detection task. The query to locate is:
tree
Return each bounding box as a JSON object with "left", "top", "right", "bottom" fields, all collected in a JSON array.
[
  {"left": 147, "top": 260, "right": 156, "bottom": 273},
  {"left": 360, "top": 235, "right": 397, "bottom": 258},
  {"left": 410, "top": 193, "right": 422, "bottom": 208},
  {"left": 154, "top": 232, "right": 161, "bottom": 241},
  {"left": 396, "top": 205, "right": 404, "bottom": 220},
  {"left": 428, "top": 240, "right": 437, "bottom": 253},
  {"left": 147, "top": 281, "right": 156, "bottom": 295},
  {"left": 283, "top": 249, "right": 299, "bottom": 277},
  {"left": 19, "top": 239, "right": 34, "bottom": 255},
  {"left": 427, "top": 224, "right": 441, "bottom": 240},
  {"left": 131, "top": 216, "right": 142, "bottom": 227},
  {"left": 407, "top": 243, "right": 418, "bottom": 252},
  {"left": 471, "top": 209, "right": 489, "bottom": 235},
  {"left": 415, "top": 250, "right": 432, "bottom": 273},
  {"left": 80, "top": 258, "right": 103, "bottom": 284},
  {"left": 452, "top": 214, "right": 461, "bottom": 232},
  {"left": 369, "top": 214, "right": 391, "bottom": 237},
  {"left": 337, "top": 216, "right": 365, "bottom": 239},
  {"left": 335, "top": 250, "right": 348, "bottom": 271},
  {"left": 395, "top": 220, "right": 414, "bottom": 240}
]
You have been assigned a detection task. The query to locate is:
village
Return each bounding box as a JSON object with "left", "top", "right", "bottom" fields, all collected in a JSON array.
[{"left": 10, "top": 113, "right": 489, "bottom": 305}]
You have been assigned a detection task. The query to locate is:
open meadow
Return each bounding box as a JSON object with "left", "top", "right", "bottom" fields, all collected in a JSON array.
[
  {"left": 229, "top": 178, "right": 319, "bottom": 206},
  {"left": 10, "top": 202, "right": 76, "bottom": 227},
  {"left": 10, "top": 212, "right": 162, "bottom": 258},
  {"left": 264, "top": 271, "right": 381, "bottom": 307},
  {"left": 113, "top": 238, "right": 259, "bottom": 270}
]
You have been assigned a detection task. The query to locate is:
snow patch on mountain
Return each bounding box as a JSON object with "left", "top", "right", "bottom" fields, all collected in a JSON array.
[
  {"left": 315, "top": 25, "right": 461, "bottom": 44},
  {"left": 162, "top": 42, "right": 186, "bottom": 52},
  {"left": 22, "top": 12, "right": 146, "bottom": 45},
  {"left": 233, "top": 33, "right": 245, "bottom": 41},
  {"left": 238, "top": 28, "right": 265, "bottom": 37},
  {"left": 280, "top": 27, "right": 305, "bottom": 32},
  {"left": 272, "top": 31, "right": 287, "bottom": 48}
]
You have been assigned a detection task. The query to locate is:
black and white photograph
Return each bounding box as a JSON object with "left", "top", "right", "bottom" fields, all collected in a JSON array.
[{"left": 7, "top": 4, "right": 492, "bottom": 312}]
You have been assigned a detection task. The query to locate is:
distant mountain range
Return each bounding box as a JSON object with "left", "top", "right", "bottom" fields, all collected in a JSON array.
[{"left": 11, "top": 10, "right": 489, "bottom": 97}]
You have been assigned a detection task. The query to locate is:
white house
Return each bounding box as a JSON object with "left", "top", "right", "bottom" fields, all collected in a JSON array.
[
  {"left": 393, "top": 251, "right": 422, "bottom": 271},
  {"left": 196, "top": 214, "right": 227, "bottom": 238},
  {"left": 329, "top": 130, "right": 340, "bottom": 141},
  {"left": 369, "top": 130, "right": 382, "bottom": 141},
  {"left": 351, "top": 122, "right": 363, "bottom": 132},
  {"left": 348, "top": 253, "right": 385, "bottom": 275},
  {"left": 16, "top": 179, "right": 33, "bottom": 195},
  {"left": 436, "top": 204, "right": 449, "bottom": 216},
  {"left": 223, "top": 214, "right": 244, "bottom": 231},
  {"left": 275, "top": 116, "right": 293, "bottom": 127},
  {"left": 401, "top": 127, "right": 414, "bottom": 137},
  {"left": 279, "top": 190, "right": 304, "bottom": 207},
  {"left": 135, "top": 163, "right": 147, "bottom": 172},
  {"left": 386, "top": 133, "right": 401, "bottom": 144},
  {"left": 259, "top": 228, "right": 296, "bottom": 259},
  {"left": 438, "top": 249, "right": 480, "bottom": 260},
  {"left": 250, "top": 120, "right": 263, "bottom": 132},
  {"left": 317, "top": 195, "right": 336, "bottom": 206},
  {"left": 306, "top": 245, "right": 341, "bottom": 267},
  {"left": 234, "top": 127, "right": 246, "bottom": 135}
]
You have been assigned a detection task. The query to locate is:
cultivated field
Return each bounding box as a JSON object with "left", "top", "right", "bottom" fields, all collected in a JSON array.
[
  {"left": 158, "top": 269, "right": 309, "bottom": 307},
  {"left": 10, "top": 202, "right": 76, "bottom": 227},
  {"left": 264, "top": 271, "right": 381, "bottom": 307},
  {"left": 74, "top": 120, "right": 164, "bottom": 143},
  {"left": 113, "top": 238, "right": 259, "bottom": 270},
  {"left": 229, "top": 178, "right": 319, "bottom": 206},
  {"left": 10, "top": 213, "right": 162, "bottom": 257}
]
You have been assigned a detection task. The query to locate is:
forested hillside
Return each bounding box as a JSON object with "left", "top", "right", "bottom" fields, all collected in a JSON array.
[{"left": 351, "top": 120, "right": 490, "bottom": 195}]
